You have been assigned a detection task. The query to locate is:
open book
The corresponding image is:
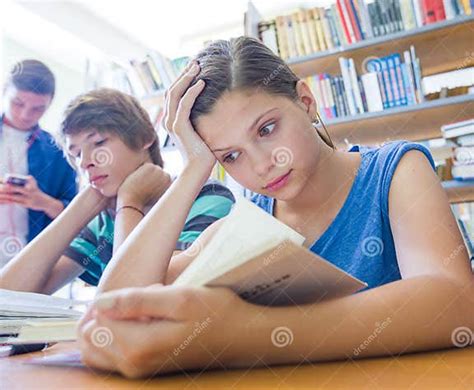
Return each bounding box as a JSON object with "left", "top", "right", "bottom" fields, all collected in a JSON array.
[
  {"left": 0, "top": 289, "right": 88, "bottom": 344},
  {"left": 174, "top": 197, "right": 367, "bottom": 305}
]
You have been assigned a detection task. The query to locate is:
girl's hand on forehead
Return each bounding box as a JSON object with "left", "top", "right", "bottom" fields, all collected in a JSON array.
[{"left": 163, "top": 61, "right": 216, "bottom": 173}]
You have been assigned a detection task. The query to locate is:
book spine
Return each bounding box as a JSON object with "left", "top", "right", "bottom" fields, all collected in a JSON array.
[
  {"left": 330, "top": 76, "right": 340, "bottom": 116},
  {"left": 346, "top": 0, "right": 364, "bottom": 40},
  {"left": 320, "top": 8, "right": 335, "bottom": 49},
  {"left": 336, "top": 0, "right": 354, "bottom": 43},
  {"left": 400, "top": 62, "right": 415, "bottom": 105},
  {"left": 285, "top": 15, "right": 298, "bottom": 58},
  {"left": 305, "top": 10, "right": 320, "bottom": 52},
  {"left": 313, "top": 8, "right": 328, "bottom": 50},
  {"left": 348, "top": 58, "right": 365, "bottom": 113},
  {"left": 323, "top": 74, "right": 337, "bottom": 118},
  {"left": 412, "top": 0, "right": 425, "bottom": 26},
  {"left": 326, "top": 8, "right": 341, "bottom": 47},
  {"left": 275, "top": 16, "right": 290, "bottom": 59},
  {"left": 332, "top": 4, "right": 349, "bottom": 45},
  {"left": 393, "top": 54, "right": 408, "bottom": 105},
  {"left": 291, "top": 13, "right": 306, "bottom": 56},
  {"left": 380, "top": 57, "right": 394, "bottom": 108},
  {"left": 355, "top": 0, "right": 374, "bottom": 38},
  {"left": 297, "top": 10, "right": 313, "bottom": 55},
  {"left": 362, "top": 72, "right": 384, "bottom": 111},
  {"left": 339, "top": 57, "right": 358, "bottom": 115},
  {"left": 433, "top": 0, "right": 447, "bottom": 19},
  {"left": 410, "top": 45, "right": 425, "bottom": 103}
]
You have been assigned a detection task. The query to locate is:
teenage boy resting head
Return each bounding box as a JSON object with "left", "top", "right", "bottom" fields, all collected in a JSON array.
[{"left": 0, "top": 88, "right": 234, "bottom": 294}]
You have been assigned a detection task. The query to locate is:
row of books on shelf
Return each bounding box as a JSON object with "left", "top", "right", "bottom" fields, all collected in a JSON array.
[
  {"left": 114, "top": 54, "right": 189, "bottom": 98},
  {"left": 306, "top": 47, "right": 423, "bottom": 120},
  {"left": 258, "top": 0, "right": 472, "bottom": 60},
  {"left": 425, "top": 119, "right": 474, "bottom": 181},
  {"left": 451, "top": 202, "right": 474, "bottom": 269}
]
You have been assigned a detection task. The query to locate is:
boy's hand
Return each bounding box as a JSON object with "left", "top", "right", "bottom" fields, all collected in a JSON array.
[{"left": 117, "top": 163, "right": 172, "bottom": 210}]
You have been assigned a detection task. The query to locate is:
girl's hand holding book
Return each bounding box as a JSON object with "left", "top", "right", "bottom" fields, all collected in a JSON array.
[
  {"left": 77, "top": 284, "right": 253, "bottom": 378},
  {"left": 162, "top": 61, "right": 216, "bottom": 175}
]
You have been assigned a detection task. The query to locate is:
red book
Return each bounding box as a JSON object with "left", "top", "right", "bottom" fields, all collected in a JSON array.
[
  {"left": 344, "top": 0, "right": 362, "bottom": 41},
  {"left": 432, "top": 0, "right": 446, "bottom": 21},
  {"left": 421, "top": 0, "right": 437, "bottom": 24},
  {"left": 336, "top": 0, "right": 353, "bottom": 44}
]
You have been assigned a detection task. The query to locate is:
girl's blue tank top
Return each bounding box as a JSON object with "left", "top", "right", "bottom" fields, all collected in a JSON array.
[{"left": 251, "top": 141, "right": 435, "bottom": 290}]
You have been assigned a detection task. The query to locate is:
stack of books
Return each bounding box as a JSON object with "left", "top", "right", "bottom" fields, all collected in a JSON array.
[
  {"left": 0, "top": 289, "right": 87, "bottom": 344},
  {"left": 441, "top": 119, "right": 474, "bottom": 180},
  {"left": 258, "top": 1, "right": 472, "bottom": 60},
  {"left": 306, "top": 46, "right": 423, "bottom": 120}
]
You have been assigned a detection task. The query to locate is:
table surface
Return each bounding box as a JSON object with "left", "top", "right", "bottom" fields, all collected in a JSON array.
[{"left": 1, "top": 343, "right": 473, "bottom": 389}]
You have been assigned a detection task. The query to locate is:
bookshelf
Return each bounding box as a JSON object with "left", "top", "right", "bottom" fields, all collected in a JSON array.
[
  {"left": 288, "top": 14, "right": 474, "bottom": 78},
  {"left": 321, "top": 93, "right": 474, "bottom": 147},
  {"left": 443, "top": 180, "right": 474, "bottom": 203}
]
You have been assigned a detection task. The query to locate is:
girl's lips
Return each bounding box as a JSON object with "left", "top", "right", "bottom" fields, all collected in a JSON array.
[
  {"left": 264, "top": 170, "right": 292, "bottom": 192},
  {"left": 90, "top": 175, "right": 108, "bottom": 186}
]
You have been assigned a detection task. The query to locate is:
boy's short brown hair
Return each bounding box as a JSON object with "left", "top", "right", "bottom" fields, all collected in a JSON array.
[
  {"left": 6, "top": 59, "right": 55, "bottom": 97},
  {"left": 60, "top": 88, "right": 164, "bottom": 167}
]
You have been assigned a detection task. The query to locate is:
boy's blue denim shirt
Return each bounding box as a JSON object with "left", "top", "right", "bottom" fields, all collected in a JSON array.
[{"left": 1, "top": 115, "right": 78, "bottom": 242}]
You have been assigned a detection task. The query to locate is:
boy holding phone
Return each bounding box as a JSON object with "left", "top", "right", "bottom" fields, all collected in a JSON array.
[{"left": 0, "top": 60, "right": 77, "bottom": 268}]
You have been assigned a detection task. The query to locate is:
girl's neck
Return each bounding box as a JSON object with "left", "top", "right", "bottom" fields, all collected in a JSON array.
[{"left": 277, "top": 144, "right": 361, "bottom": 217}]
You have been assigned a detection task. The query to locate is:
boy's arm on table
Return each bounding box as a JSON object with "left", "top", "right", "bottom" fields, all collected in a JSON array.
[
  {"left": 98, "top": 166, "right": 211, "bottom": 293},
  {"left": 0, "top": 186, "right": 106, "bottom": 293}
]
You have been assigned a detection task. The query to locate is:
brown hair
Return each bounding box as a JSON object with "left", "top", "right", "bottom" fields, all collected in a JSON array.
[
  {"left": 60, "top": 88, "right": 164, "bottom": 167},
  {"left": 190, "top": 36, "right": 334, "bottom": 148},
  {"left": 6, "top": 59, "right": 55, "bottom": 97}
]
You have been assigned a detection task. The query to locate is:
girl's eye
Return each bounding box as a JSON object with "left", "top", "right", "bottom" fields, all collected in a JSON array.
[
  {"left": 258, "top": 122, "right": 275, "bottom": 137},
  {"left": 95, "top": 139, "right": 107, "bottom": 146},
  {"left": 223, "top": 151, "right": 240, "bottom": 164}
]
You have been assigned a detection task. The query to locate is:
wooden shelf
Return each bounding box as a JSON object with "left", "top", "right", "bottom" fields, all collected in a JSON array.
[
  {"left": 288, "top": 15, "right": 474, "bottom": 78},
  {"left": 321, "top": 94, "right": 474, "bottom": 148},
  {"left": 443, "top": 180, "right": 474, "bottom": 203}
]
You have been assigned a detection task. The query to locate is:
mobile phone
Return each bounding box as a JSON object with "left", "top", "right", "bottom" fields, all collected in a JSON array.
[{"left": 4, "top": 174, "right": 28, "bottom": 187}]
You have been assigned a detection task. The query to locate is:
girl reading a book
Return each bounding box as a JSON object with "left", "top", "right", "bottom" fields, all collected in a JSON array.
[
  {"left": 77, "top": 37, "right": 473, "bottom": 378},
  {"left": 0, "top": 88, "right": 234, "bottom": 294}
]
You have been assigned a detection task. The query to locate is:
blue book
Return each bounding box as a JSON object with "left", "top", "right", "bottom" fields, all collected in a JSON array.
[
  {"left": 380, "top": 57, "right": 395, "bottom": 108},
  {"left": 392, "top": 54, "right": 407, "bottom": 106},
  {"left": 400, "top": 63, "right": 415, "bottom": 106},
  {"left": 349, "top": 0, "right": 365, "bottom": 39}
]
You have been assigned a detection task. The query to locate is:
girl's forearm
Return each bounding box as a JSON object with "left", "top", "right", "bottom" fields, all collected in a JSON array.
[
  {"left": 0, "top": 187, "right": 105, "bottom": 292},
  {"left": 98, "top": 165, "right": 211, "bottom": 292},
  {"left": 231, "top": 275, "right": 473, "bottom": 367}
]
